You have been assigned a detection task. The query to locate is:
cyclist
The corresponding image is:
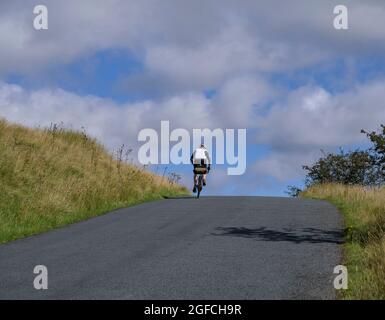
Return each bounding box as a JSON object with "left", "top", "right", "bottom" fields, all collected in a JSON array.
[{"left": 190, "top": 144, "right": 211, "bottom": 193}]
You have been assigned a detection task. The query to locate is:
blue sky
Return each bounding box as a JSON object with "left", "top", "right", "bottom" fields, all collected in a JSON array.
[{"left": 1, "top": 1, "right": 385, "bottom": 196}]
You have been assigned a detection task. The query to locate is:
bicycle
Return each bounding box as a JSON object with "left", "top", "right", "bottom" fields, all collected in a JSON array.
[{"left": 194, "top": 166, "right": 209, "bottom": 199}]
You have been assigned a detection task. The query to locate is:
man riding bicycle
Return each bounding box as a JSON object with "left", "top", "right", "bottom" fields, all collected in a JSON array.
[{"left": 190, "top": 144, "right": 211, "bottom": 193}]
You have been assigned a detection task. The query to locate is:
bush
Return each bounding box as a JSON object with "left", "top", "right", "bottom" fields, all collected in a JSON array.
[
  {"left": 303, "top": 148, "right": 379, "bottom": 186},
  {"left": 361, "top": 125, "right": 385, "bottom": 182},
  {"left": 287, "top": 125, "right": 385, "bottom": 196}
]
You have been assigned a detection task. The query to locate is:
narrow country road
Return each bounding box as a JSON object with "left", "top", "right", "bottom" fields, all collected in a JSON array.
[{"left": 0, "top": 196, "right": 343, "bottom": 299}]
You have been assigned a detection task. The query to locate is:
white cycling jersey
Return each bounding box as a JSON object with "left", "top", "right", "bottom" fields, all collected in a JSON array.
[{"left": 191, "top": 147, "right": 211, "bottom": 165}]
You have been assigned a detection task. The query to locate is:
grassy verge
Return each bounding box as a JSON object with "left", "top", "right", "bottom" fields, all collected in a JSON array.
[
  {"left": 301, "top": 184, "right": 385, "bottom": 299},
  {"left": 0, "top": 119, "right": 189, "bottom": 244}
]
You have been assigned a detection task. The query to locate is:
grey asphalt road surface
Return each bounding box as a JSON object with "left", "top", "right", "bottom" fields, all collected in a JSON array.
[{"left": 0, "top": 196, "right": 343, "bottom": 299}]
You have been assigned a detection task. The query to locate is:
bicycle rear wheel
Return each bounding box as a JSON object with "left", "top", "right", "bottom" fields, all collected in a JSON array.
[{"left": 197, "top": 175, "right": 203, "bottom": 198}]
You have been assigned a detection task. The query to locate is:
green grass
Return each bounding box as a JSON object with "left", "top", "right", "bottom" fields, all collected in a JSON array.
[
  {"left": 0, "top": 119, "right": 189, "bottom": 244},
  {"left": 301, "top": 184, "right": 385, "bottom": 299}
]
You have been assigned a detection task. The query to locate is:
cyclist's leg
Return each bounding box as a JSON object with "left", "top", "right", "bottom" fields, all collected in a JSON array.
[
  {"left": 192, "top": 174, "right": 198, "bottom": 192},
  {"left": 202, "top": 164, "right": 208, "bottom": 185},
  {"left": 192, "top": 164, "right": 197, "bottom": 185}
]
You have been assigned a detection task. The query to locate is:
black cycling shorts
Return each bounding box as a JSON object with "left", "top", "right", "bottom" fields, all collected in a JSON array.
[{"left": 193, "top": 164, "right": 208, "bottom": 174}]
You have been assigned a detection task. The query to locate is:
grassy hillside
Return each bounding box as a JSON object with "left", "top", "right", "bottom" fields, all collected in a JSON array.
[
  {"left": 0, "top": 119, "right": 188, "bottom": 244},
  {"left": 301, "top": 184, "right": 385, "bottom": 299}
]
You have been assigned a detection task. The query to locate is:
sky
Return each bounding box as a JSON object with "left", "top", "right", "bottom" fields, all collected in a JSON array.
[{"left": 1, "top": 0, "right": 385, "bottom": 196}]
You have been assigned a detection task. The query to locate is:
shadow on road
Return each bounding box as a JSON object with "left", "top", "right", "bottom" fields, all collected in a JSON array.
[{"left": 212, "top": 226, "right": 344, "bottom": 244}]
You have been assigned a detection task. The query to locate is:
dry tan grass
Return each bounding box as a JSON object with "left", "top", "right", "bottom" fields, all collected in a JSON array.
[
  {"left": 302, "top": 183, "right": 385, "bottom": 299},
  {"left": 0, "top": 119, "right": 188, "bottom": 243}
]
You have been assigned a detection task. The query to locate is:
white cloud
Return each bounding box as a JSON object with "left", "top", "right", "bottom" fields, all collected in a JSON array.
[
  {"left": 252, "top": 80, "right": 385, "bottom": 182},
  {"left": 0, "top": 74, "right": 273, "bottom": 147},
  {"left": 211, "top": 75, "right": 272, "bottom": 128},
  {"left": 252, "top": 150, "right": 321, "bottom": 182},
  {"left": 257, "top": 81, "right": 385, "bottom": 151},
  {"left": 0, "top": 82, "right": 215, "bottom": 151},
  {"left": 2, "top": 0, "right": 385, "bottom": 86}
]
